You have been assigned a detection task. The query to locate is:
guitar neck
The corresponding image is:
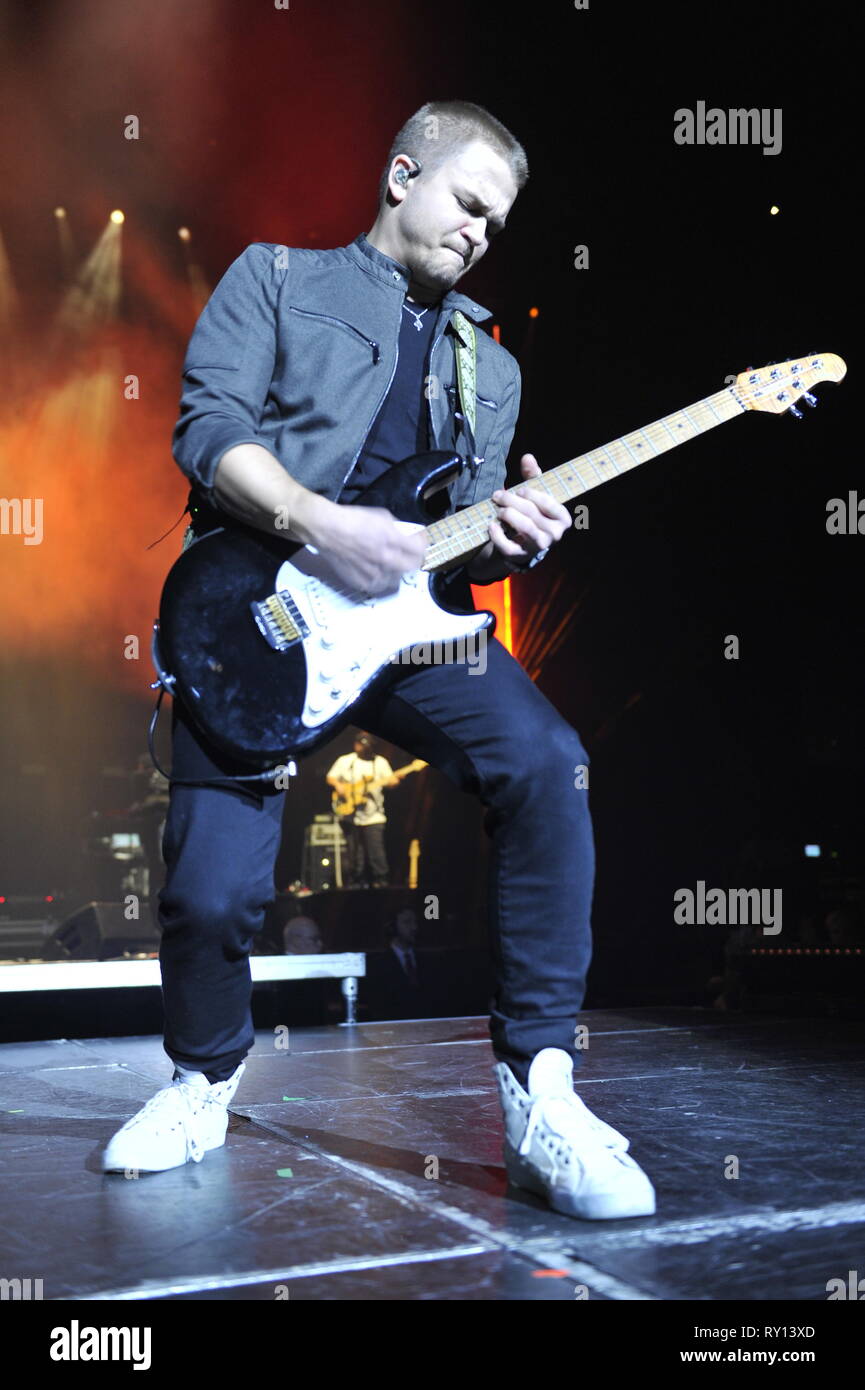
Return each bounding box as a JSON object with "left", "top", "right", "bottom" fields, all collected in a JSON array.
[
  {"left": 338, "top": 761, "right": 422, "bottom": 801},
  {"left": 421, "top": 384, "right": 746, "bottom": 573}
]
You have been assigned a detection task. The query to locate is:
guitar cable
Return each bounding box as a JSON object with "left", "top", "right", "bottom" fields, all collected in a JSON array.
[{"left": 147, "top": 688, "right": 297, "bottom": 789}]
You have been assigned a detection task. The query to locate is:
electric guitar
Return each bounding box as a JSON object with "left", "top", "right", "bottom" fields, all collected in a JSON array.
[
  {"left": 331, "top": 759, "right": 427, "bottom": 819},
  {"left": 153, "top": 354, "right": 846, "bottom": 766}
]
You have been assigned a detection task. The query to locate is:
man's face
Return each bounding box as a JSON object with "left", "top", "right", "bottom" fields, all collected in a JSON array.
[
  {"left": 285, "top": 918, "right": 322, "bottom": 954},
  {"left": 394, "top": 141, "right": 518, "bottom": 297},
  {"left": 395, "top": 909, "right": 418, "bottom": 944}
]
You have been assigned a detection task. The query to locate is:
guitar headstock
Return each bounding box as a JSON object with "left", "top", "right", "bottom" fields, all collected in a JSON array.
[{"left": 732, "top": 353, "right": 847, "bottom": 415}]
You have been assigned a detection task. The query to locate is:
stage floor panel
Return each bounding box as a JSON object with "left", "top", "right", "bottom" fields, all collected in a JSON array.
[{"left": 0, "top": 1009, "right": 862, "bottom": 1301}]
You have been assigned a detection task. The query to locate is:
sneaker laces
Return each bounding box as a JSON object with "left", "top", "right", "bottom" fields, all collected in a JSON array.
[
  {"left": 121, "top": 1078, "right": 219, "bottom": 1163},
  {"left": 519, "top": 1088, "right": 630, "bottom": 1159}
]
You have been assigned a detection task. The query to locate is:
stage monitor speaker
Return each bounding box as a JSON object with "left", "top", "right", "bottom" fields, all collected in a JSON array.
[
  {"left": 0, "top": 920, "right": 62, "bottom": 961},
  {"left": 302, "top": 821, "right": 348, "bottom": 891},
  {"left": 50, "top": 901, "right": 160, "bottom": 961}
]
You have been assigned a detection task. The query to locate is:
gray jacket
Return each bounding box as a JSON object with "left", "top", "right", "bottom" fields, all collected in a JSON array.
[{"left": 172, "top": 233, "right": 521, "bottom": 515}]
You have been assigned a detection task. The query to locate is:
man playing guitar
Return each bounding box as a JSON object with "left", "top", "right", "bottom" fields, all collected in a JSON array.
[
  {"left": 326, "top": 733, "right": 424, "bottom": 888},
  {"left": 103, "top": 99, "right": 655, "bottom": 1222}
]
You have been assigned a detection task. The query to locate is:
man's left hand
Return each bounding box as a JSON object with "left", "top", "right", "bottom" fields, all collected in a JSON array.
[{"left": 488, "top": 454, "right": 571, "bottom": 567}]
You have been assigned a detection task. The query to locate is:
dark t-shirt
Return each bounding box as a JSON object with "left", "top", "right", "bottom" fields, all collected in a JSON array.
[{"left": 339, "top": 297, "right": 439, "bottom": 503}]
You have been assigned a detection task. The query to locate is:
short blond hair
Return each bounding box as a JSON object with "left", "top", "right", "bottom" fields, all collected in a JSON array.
[{"left": 377, "top": 100, "right": 528, "bottom": 207}]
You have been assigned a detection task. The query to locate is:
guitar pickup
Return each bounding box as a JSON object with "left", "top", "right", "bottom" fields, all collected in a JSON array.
[{"left": 251, "top": 590, "right": 309, "bottom": 651}]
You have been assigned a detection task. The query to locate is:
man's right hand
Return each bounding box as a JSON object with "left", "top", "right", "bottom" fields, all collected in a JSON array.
[
  {"left": 214, "top": 443, "right": 427, "bottom": 596},
  {"left": 313, "top": 504, "right": 428, "bottom": 596}
]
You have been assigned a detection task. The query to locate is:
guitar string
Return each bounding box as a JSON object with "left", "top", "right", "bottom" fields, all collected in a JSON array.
[{"left": 421, "top": 387, "right": 745, "bottom": 572}]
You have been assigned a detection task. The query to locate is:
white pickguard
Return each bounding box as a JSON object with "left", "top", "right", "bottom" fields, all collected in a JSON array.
[{"left": 274, "top": 527, "right": 489, "bottom": 729}]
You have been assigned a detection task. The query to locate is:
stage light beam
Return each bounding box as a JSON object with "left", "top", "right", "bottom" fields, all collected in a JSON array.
[
  {"left": 53, "top": 219, "right": 123, "bottom": 340},
  {"left": 177, "top": 227, "right": 210, "bottom": 311},
  {"left": 0, "top": 227, "right": 19, "bottom": 333}
]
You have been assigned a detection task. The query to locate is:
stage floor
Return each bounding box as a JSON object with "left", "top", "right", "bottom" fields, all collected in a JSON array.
[{"left": 1, "top": 1008, "right": 863, "bottom": 1301}]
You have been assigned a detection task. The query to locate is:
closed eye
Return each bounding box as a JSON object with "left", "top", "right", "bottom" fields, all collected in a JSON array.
[{"left": 458, "top": 197, "right": 503, "bottom": 237}]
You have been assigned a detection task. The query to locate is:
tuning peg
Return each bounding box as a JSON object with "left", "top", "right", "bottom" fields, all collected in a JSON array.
[
  {"left": 803, "top": 392, "right": 817, "bottom": 407},
  {"left": 788, "top": 405, "right": 803, "bottom": 419}
]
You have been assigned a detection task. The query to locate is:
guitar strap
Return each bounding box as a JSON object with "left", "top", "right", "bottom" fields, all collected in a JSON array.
[{"left": 451, "top": 310, "right": 481, "bottom": 477}]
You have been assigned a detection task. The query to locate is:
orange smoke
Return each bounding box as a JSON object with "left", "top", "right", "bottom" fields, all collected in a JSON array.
[{"left": 0, "top": 281, "right": 191, "bottom": 697}]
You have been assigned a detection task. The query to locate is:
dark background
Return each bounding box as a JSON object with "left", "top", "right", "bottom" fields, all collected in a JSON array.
[{"left": 0, "top": 0, "right": 859, "bottom": 1004}]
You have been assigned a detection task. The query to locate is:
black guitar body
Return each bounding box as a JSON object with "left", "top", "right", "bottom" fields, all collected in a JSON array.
[{"left": 155, "top": 451, "right": 489, "bottom": 766}]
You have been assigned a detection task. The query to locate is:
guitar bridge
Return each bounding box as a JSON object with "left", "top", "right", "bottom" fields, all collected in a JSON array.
[{"left": 251, "top": 590, "right": 309, "bottom": 651}]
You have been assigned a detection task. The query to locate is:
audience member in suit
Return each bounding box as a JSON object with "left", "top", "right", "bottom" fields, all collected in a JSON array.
[{"left": 366, "top": 907, "right": 433, "bottom": 1018}]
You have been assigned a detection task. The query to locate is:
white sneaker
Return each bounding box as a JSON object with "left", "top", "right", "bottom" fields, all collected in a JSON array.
[
  {"left": 102, "top": 1063, "right": 245, "bottom": 1173},
  {"left": 494, "top": 1048, "right": 656, "bottom": 1220}
]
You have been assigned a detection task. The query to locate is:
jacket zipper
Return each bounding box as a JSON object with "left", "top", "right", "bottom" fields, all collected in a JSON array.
[
  {"left": 337, "top": 309, "right": 400, "bottom": 495},
  {"left": 446, "top": 385, "right": 498, "bottom": 411},
  {"left": 288, "top": 305, "right": 381, "bottom": 364}
]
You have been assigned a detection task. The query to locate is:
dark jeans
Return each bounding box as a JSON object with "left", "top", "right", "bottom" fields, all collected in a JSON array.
[
  {"left": 345, "top": 821, "right": 388, "bottom": 885},
  {"left": 157, "top": 636, "right": 594, "bottom": 1089}
]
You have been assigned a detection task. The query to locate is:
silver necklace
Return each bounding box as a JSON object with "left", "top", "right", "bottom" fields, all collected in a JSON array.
[{"left": 402, "top": 301, "right": 430, "bottom": 332}]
